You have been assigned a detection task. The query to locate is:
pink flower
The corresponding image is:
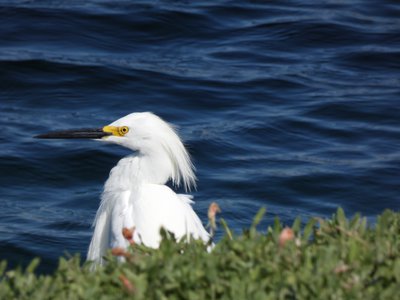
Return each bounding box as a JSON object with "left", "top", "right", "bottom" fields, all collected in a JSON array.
[{"left": 279, "top": 227, "right": 294, "bottom": 247}]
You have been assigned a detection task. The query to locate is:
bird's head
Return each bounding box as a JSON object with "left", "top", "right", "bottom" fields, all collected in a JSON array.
[
  {"left": 36, "top": 112, "right": 196, "bottom": 191},
  {"left": 102, "top": 112, "right": 179, "bottom": 153}
]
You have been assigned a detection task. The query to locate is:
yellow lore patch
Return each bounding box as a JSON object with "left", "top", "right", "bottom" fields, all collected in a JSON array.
[{"left": 103, "top": 126, "right": 129, "bottom": 137}]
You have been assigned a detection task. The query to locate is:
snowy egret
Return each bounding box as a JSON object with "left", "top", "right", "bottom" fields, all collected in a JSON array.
[{"left": 36, "top": 112, "right": 210, "bottom": 264}]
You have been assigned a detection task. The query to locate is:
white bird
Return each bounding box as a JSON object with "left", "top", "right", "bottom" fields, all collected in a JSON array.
[{"left": 36, "top": 112, "right": 210, "bottom": 265}]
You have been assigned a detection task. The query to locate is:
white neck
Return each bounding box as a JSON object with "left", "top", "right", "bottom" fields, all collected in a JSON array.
[
  {"left": 104, "top": 151, "right": 174, "bottom": 193},
  {"left": 137, "top": 151, "right": 173, "bottom": 186}
]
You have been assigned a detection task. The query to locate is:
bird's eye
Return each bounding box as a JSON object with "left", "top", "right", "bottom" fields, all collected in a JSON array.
[{"left": 118, "top": 126, "right": 129, "bottom": 136}]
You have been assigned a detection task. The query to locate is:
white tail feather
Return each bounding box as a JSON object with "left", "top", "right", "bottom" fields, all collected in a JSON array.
[{"left": 87, "top": 209, "right": 110, "bottom": 266}]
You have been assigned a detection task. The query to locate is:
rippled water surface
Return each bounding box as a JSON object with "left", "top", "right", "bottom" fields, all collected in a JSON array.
[{"left": 1, "top": 0, "right": 399, "bottom": 273}]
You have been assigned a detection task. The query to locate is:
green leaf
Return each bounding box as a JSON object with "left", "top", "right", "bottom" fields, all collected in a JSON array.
[
  {"left": 336, "top": 207, "right": 347, "bottom": 228},
  {"left": 220, "top": 218, "right": 233, "bottom": 240},
  {"left": 251, "top": 207, "right": 266, "bottom": 229},
  {"left": 302, "top": 218, "right": 317, "bottom": 242},
  {"left": 292, "top": 216, "right": 302, "bottom": 234},
  {"left": 25, "top": 258, "right": 40, "bottom": 274}
]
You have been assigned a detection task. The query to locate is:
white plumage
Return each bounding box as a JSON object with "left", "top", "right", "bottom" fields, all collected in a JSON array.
[{"left": 86, "top": 112, "right": 210, "bottom": 264}]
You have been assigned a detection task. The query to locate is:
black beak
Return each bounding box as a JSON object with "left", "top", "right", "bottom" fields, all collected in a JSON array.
[{"left": 35, "top": 128, "right": 112, "bottom": 139}]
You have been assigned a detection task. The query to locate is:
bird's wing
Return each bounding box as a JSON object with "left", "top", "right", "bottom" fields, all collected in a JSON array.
[
  {"left": 177, "top": 193, "right": 210, "bottom": 243},
  {"left": 87, "top": 189, "right": 132, "bottom": 265},
  {"left": 132, "top": 184, "right": 210, "bottom": 248}
]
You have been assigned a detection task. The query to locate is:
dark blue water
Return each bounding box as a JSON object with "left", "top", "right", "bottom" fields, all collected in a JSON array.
[{"left": 1, "top": 0, "right": 399, "bottom": 273}]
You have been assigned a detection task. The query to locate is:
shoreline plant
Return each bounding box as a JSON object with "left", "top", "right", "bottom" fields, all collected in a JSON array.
[{"left": 1, "top": 207, "right": 399, "bottom": 299}]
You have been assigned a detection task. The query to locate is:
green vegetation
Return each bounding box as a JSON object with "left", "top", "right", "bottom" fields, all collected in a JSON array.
[{"left": 1, "top": 208, "right": 399, "bottom": 299}]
